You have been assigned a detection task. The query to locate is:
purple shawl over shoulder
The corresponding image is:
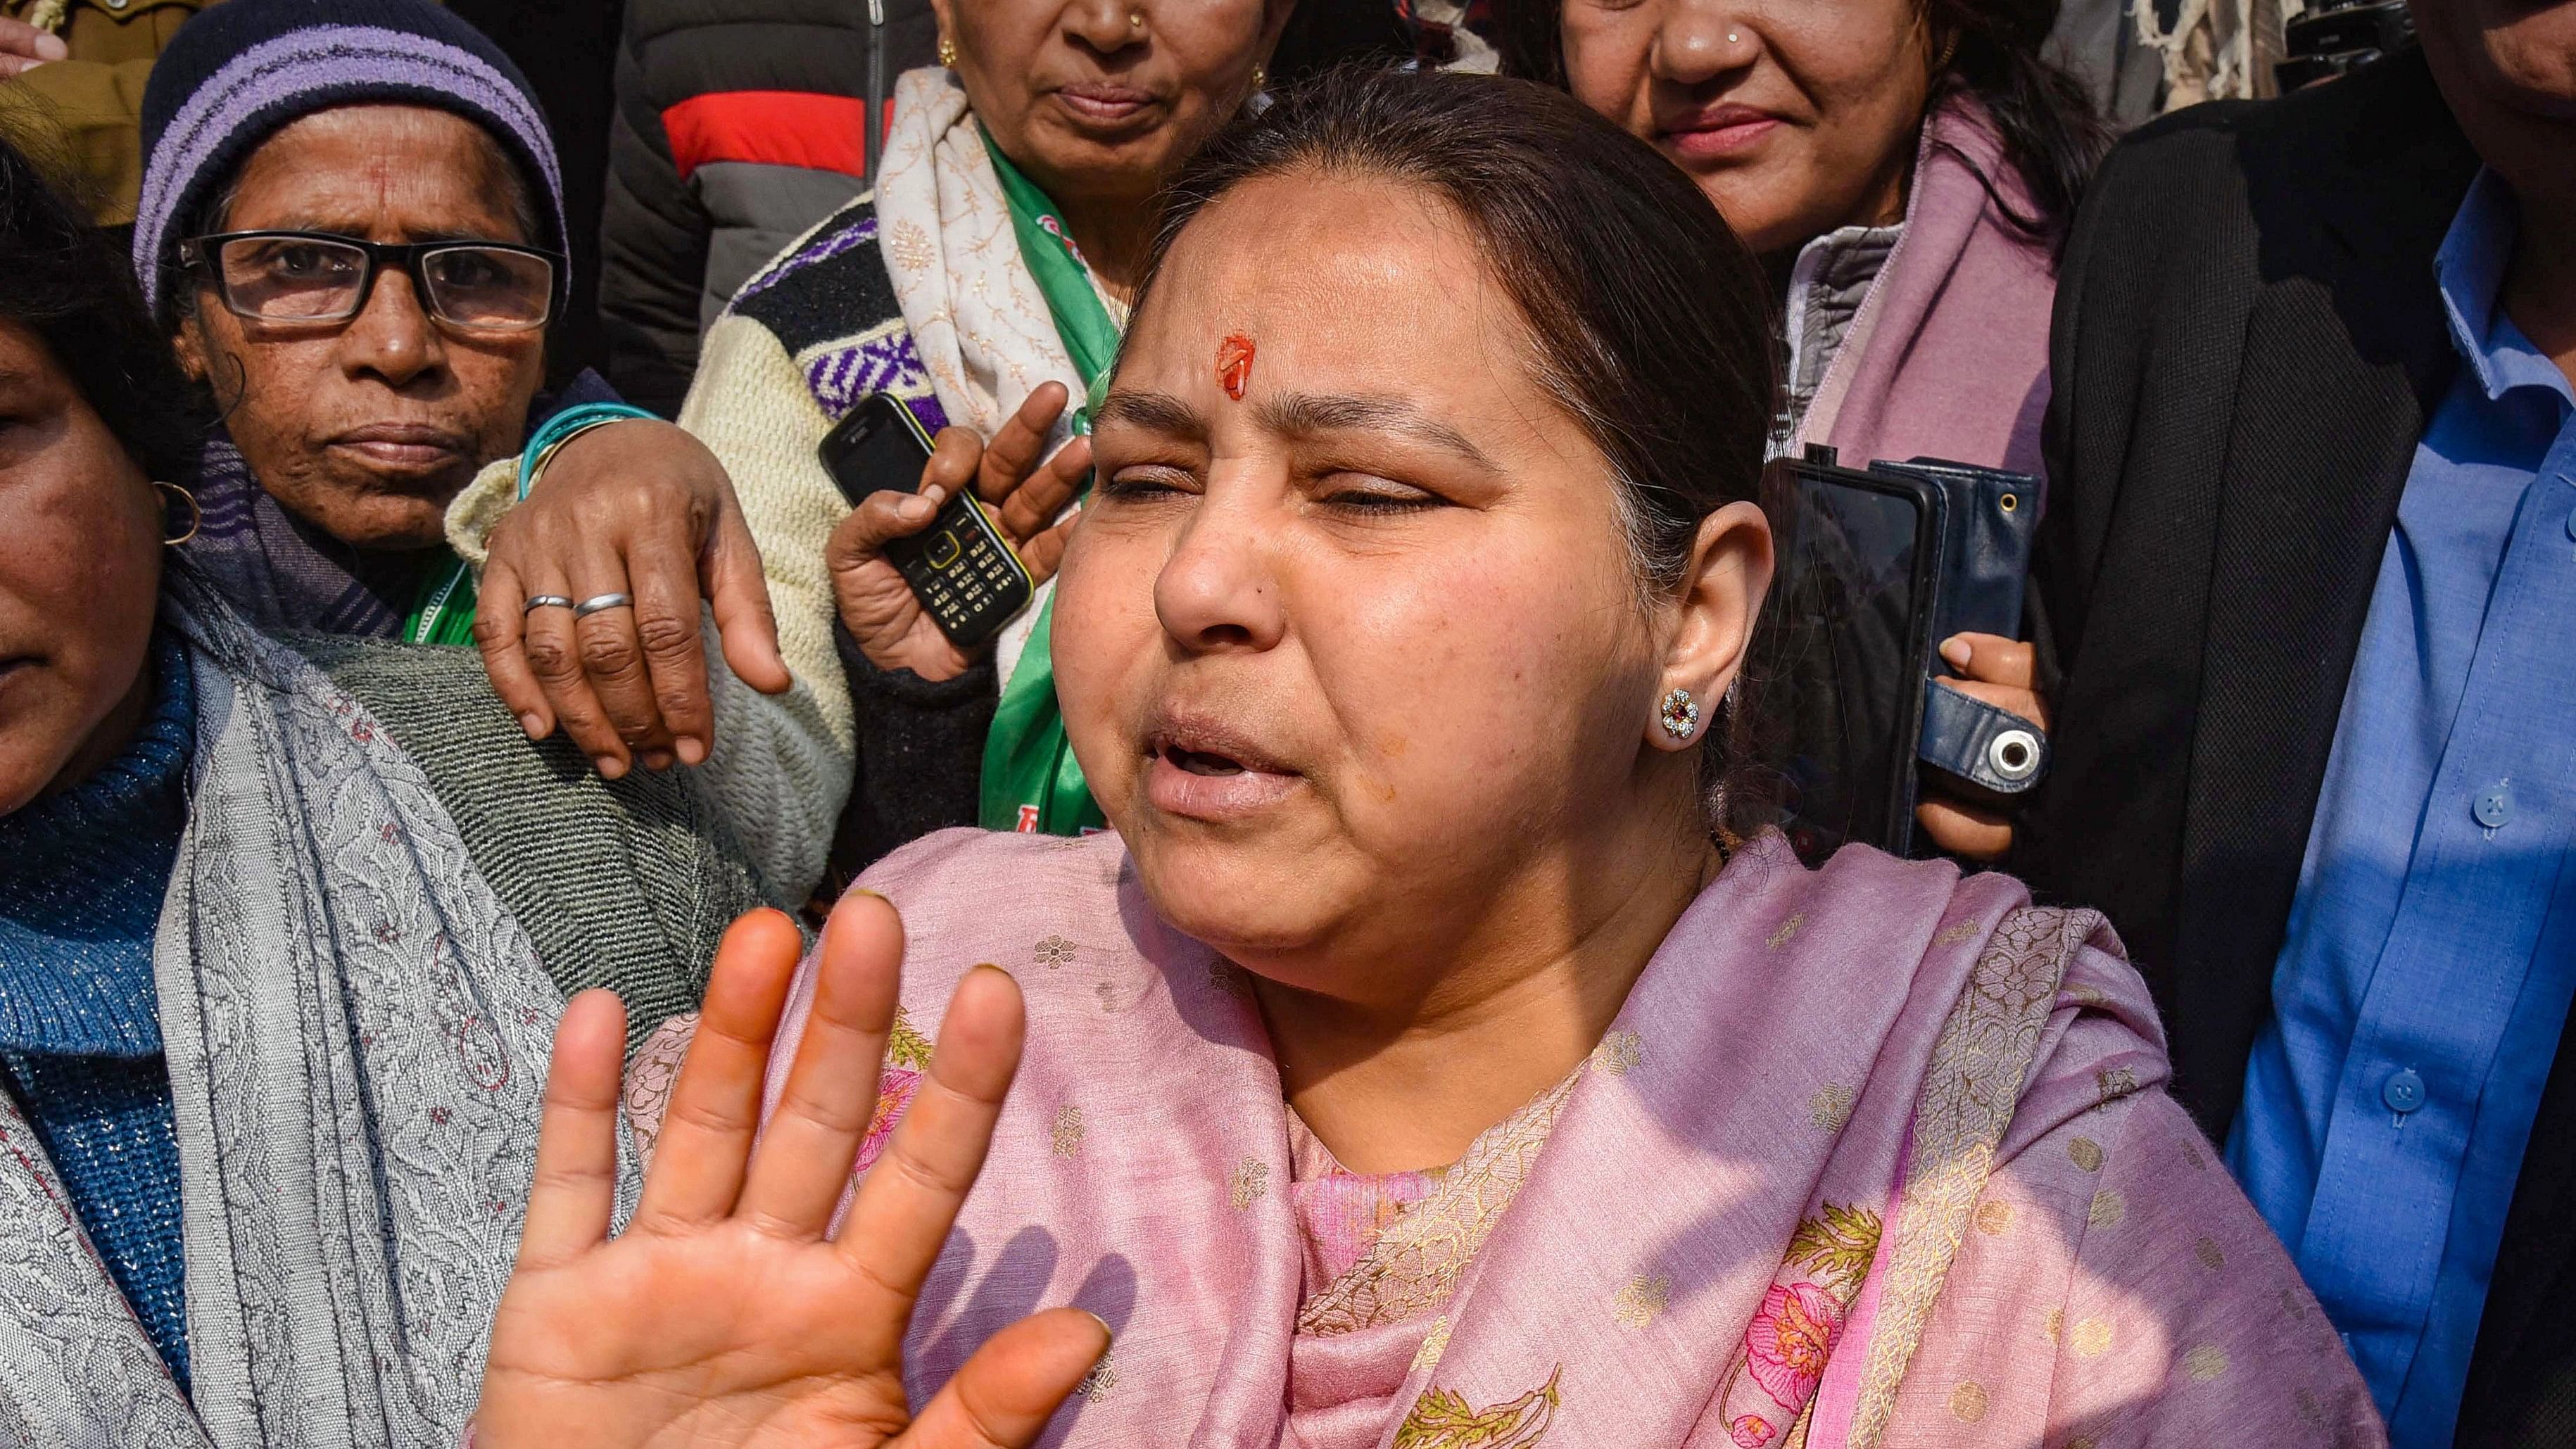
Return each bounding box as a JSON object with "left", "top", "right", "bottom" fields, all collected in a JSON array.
[
  {"left": 631, "top": 829, "right": 2380, "bottom": 1447},
  {"left": 1803, "top": 99, "right": 2059, "bottom": 480}
]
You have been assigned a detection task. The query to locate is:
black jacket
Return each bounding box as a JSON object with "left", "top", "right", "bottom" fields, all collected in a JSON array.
[
  {"left": 2016, "top": 50, "right": 2574, "bottom": 1444},
  {"left": 599, "top": 0, "right": 937, "bottom": 417}
]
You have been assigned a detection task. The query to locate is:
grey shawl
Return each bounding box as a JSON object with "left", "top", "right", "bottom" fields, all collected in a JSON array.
[{"left": 0, "top": 574, "right": 647, "bottom": 1446}]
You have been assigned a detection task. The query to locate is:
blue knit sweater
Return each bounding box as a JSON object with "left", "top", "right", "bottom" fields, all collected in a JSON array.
[{"left": 0, "top": 633, "right": 193, "bottom": 1391}]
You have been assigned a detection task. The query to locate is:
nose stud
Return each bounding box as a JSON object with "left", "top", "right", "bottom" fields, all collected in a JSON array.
[{"left": 1660, "top": 688, "right": 1701, "bottom": 741}]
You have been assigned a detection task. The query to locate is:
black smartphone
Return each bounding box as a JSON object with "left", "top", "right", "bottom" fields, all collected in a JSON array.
[
  {"left": 819, "top": 391, "right": 1033, "bottom": 650},
  {"left": 1757, "top": 455, "right": 1943, "bottom": 860}
]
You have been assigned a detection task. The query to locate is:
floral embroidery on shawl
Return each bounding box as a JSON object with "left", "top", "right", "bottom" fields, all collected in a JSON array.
[
  {"left": 1786, "top": 1203, "right": 1883, "bottom": 1282},
  {"left": 852, "top": 1006, "right": 935, "bottom": 1174},
  {"left": 1393, "top": 1366, "right": 1562, "bottom": 1448},
  {"left": 1746, "top": 1282, "right": 1846, "bottom": 1407},
  {"left": 1712, "top": 1201, "right": 1883, "bottom": 1436}
]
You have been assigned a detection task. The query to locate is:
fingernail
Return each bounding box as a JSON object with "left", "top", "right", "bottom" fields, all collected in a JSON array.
[
  {"left": 675, "top": 737, "right": 707, "bottom": 766},
  {"left": 968, "top": 961, "right": 1016, "bottom": 982},
  {"left": 36, "top": 34, "right": 68, "bottom": 59},
  {"left": 517, "top": 712, "right": 545, "bottom": 738},
  {"left": 643, "top": 749, "right": 674, "bottom": 771},
  {"left": 1939, "top": 638, "right": 1971, "bottom": 669},
  {"left": 594, "top": 755, "right": 626, "bottom": 779},
  {"left": 1080, "top": 1309, "right": 1113, "bottom": 1342},
  {"left": 897, "top": 495, "right": 935, "bottom": 521},
  {"left": 846, "top": 887, "right": 888, "bottom": 902}
]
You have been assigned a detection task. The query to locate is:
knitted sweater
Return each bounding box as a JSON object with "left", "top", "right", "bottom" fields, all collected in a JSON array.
[
  {"left": 0, "top": 631, "right": 196, "bottom": 1389},
  {"left": 301, "top": 635, "right": 774, "bottom": 1049}
]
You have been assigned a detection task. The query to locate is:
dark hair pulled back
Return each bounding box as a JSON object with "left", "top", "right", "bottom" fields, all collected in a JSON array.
[
  {"left": 0, "top": 129, "right": 200, "bottom": 482},
  {"left": 1494, "top": 0, "right": 2109, "bottom": 241},
  {"left": 1119, "top": 66, "right": 1781, "bottom": 840}
]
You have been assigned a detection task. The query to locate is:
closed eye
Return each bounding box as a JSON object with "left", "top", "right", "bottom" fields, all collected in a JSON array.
[
  {"left": 1098, "top": 466, "right": 1197, "bottom": 503},
  {"left": 1316, "top": 474, "right": 1448, "bottom": 515}
]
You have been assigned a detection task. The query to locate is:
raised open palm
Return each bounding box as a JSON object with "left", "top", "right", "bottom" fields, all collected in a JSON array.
[{"left": 472, "top": 894, "right": 1108, "bottom": 1448}]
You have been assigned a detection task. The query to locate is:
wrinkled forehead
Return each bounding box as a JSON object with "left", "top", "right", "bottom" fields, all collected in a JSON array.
[
  {"left": 220, "top": 105, "right": 533, "bottom": 239},
  {"left": 1115, "top": 170, "right": 1553, "bottom": 424}
]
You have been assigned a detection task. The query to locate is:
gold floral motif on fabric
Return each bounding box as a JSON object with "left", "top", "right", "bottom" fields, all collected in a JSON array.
[
  {"left": 1231, "top": 1157, "right": 1270, "bottom": 1209},
  {"left": 1392, "top": 1367, "right": 1562, "bottom": 1448},
  {"left": 1846, "top": 907, "right": 2103, "bottom": 1448},
  {"left": 1295, "top": 1072, "right": 1581, "bottom": 1336}
]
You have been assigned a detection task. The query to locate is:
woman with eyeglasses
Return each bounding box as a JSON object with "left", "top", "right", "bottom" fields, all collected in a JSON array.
[{"left": 123, "top": 0, "right": 812, "bottom": 901}]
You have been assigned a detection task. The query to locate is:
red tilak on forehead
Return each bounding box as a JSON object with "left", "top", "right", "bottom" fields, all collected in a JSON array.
[{"left": 1217, "top": 334, "right": 1256, "bottom": 401}]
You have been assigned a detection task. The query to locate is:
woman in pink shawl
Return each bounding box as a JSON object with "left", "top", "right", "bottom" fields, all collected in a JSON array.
[{"left": 467, "top": 71, "right": 2379, "bottom": 1449}]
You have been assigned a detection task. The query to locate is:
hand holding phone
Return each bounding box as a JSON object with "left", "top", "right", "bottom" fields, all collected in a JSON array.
[{"left": 821, "top": 386, "right": 1088, "bottom": 681}]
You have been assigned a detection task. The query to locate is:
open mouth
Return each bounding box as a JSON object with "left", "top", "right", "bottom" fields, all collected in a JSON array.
[
  {"left": 1163, "top": 741, "right": 1247, "bottom": 776},
  {"left": 1144, "top": 726, "right": 1301, "bottom": 821}
]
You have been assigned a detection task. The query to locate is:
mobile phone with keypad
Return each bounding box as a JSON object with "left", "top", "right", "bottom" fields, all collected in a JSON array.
[{"left": 819, "top": 391, "right": 1035, "bottom": 649}]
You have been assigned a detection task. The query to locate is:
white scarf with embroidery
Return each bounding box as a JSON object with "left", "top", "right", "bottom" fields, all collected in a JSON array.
[{"left": 873, "top": 67, "right": 1111, "bottom": 688}]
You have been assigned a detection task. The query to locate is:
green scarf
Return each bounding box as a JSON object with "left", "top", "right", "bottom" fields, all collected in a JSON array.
[{"left": 976, "top": 136, "right": 1114, "bottom": 836}]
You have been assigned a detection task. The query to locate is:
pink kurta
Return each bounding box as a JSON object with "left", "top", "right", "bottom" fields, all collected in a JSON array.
[{"left": 628, "top": 828, "right": 2380, "bottom": 1447}]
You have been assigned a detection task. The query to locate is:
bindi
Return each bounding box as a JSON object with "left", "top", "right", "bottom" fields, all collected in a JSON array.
[{"left": 1216, "top": 334, "right": 1256, "bottom": 401}]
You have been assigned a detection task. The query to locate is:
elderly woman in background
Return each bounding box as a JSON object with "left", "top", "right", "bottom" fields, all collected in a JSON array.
[
  {"left": 0, "top": 131, "right": 759, "bottom": 1440},
  {"left": 469, "top": 72, "right": 2380, "bottom": 1449},
  {"left": 138, "top": 0, "right": 595, "bottom": 643},
  {"left": 457, "top": 0, "right": 1296, "bottom": 901},
  {"left": 1499, "top": 0, "right": 2096, "bottom": 856},
  {"left": 126, "top": 0, "right": 812, "bottom": 899}
]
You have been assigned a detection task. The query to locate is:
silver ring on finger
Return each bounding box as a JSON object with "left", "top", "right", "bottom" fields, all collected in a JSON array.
[
  {"left": 522, "top": 594, "right": 576, "bottom": 615},
  {"left": 573, "top": 592, "right": 634, "bottom": 619}
]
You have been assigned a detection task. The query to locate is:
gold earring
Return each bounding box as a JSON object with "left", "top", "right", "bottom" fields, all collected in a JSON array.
[
  {"left": 155, "top": 481, "right": 200, "bottom": 546},
  {"left": 1128, "top": 10, "right": 1145, "bottom": 27},
  {"left": 937, "top": 34, "right": 959, "bottom": 68},
  {"left": 1250, "top": 63, "right": 1267, "bottom": 90}
]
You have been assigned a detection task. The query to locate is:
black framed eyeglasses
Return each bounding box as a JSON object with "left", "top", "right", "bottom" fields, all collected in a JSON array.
[{"left": 177, "top": 231, "right": 562, "bottom": 332}]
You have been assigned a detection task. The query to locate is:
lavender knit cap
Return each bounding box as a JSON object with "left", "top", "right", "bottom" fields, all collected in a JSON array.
[{"left": 132, "top": 0, "right": 564, "bottom": 319}]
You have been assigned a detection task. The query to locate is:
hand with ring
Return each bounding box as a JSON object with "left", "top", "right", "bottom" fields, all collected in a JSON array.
[{"left": 474, "top": 419, "right": 792, "bottom": 779}]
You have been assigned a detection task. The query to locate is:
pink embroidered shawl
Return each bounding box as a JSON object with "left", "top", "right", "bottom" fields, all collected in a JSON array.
[
  {"left": 630, "top": 828, "right": 2380, "bottom": 1447},
  {"left": 1802, "top": 98, "right": 2059, "bottom": 480}
]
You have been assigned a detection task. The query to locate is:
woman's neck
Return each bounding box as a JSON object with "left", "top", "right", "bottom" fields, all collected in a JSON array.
[
  {"left": 1254, "top": 819, "right": 1722, "bottom": 1177},
  {"left": 1058, "top": 191, "right": 1156, "bottom": 307}
]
